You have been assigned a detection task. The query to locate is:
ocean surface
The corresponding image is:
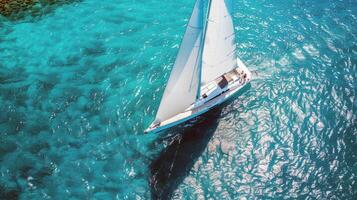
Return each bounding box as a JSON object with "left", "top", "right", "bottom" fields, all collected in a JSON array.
[{"left": 0, "top": 0, "right": 356, "bottom": 199}]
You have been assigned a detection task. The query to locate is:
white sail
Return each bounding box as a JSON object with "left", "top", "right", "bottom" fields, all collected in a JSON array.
[
  {"left": 154, "top": 0, "right": 204, "bottom": 123},
  {"left": 201, "top": 0, "right": 237, "bottom": 85}
]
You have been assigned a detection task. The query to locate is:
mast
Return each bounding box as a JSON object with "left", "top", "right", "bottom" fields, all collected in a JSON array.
[{"left": 196, "top": 0, "right": 212, "bottom": 100}]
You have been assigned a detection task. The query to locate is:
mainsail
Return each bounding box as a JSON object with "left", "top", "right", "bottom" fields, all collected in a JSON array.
[
  {"left": 154, "top": 0, "right": 204, "bottom": 123},
  {"left": 201, "top": 0, "right": 237, "bottom": 85}
]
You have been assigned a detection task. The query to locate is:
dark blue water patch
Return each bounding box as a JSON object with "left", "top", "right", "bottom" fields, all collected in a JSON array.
[
  {"left": 150, "top": 108, "right": 222, "bottom": 199},
  {"left": 0, "top": 184, "right": 21, "bottom": 200}
]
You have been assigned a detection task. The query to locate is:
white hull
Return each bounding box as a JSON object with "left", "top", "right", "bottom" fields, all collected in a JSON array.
[{"left": 145, "top": 59, "right": 251, "bottom": 133}]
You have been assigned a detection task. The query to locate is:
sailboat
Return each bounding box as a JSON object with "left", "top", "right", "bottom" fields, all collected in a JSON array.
[{"left": 145, "top": 0, "right": 251, "bottom": 133}]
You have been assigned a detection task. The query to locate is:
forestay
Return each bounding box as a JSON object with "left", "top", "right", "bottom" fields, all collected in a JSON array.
[
  {"left": 154, "top": 0, "right": 204, "bottom": 123},
  {"left": 201, "top": 0, "right": 237, "bottom": 85}
]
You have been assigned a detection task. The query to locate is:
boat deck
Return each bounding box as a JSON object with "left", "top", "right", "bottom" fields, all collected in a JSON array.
[
  {"left": 200, "top": 67, "right": 248, "bottom": 99},
  {"left": 146, "top": 61, "right": 251, "bottom": 133}
]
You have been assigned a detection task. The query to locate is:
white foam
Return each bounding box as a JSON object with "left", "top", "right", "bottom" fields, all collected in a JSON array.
[
  {"left": 303, "top": 44, "right": 320, "bottom": 57},
  {"left": 292, "top": 48, "right": 306, "bottom": 60}
]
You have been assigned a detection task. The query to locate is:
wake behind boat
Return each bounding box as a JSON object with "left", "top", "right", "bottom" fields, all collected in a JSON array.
[{"left": 145, "top": 0, "right": 252, "bottom": 133}]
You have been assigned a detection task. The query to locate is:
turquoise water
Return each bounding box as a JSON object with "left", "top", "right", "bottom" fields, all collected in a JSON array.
[{"left": 0, "top": 0, "right": 356, "bottom": 199}]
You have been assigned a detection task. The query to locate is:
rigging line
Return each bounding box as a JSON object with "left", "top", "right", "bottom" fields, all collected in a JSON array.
[
  {"left": 226, "top": 47, "right": 237, "bottom": 56},
  {"left": 224, "top": 33, "right": 235, "bottom": 40},
  {"left": 187, "top": 24, "right": 203, "bottom": 29}
]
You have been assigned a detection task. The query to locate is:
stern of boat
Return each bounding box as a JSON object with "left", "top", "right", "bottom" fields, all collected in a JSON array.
[{"left": 236, "top": 58, "right": 252, "bottom": 82}]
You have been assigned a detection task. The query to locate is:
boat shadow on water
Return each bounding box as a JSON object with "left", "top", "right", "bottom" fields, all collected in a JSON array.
[
  {"left": 149, "top": 107, "right": 222, "bottom": 200},
  {"left": 150, "top": 106, "right": 222, "bottom": 199},
  {"left": 149, "top": 84, "right": 251, "bottom": 199}
]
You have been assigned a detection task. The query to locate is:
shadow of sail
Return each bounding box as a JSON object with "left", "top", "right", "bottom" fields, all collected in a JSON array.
[{"left": 149, "top": 107, "right": 222, "bottom": 199}]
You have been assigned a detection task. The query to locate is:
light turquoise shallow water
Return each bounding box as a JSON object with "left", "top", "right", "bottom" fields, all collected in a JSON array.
[{"left": 0, "top": 0, "right": 356, "bottom": 199}]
